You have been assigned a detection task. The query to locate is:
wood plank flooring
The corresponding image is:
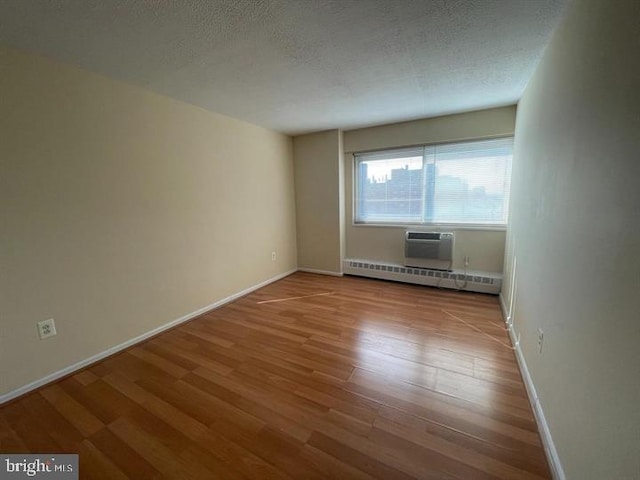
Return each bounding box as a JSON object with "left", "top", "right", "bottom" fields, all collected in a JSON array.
[{"left": 0, "top": 272, "right": 551, "bottom": 479}]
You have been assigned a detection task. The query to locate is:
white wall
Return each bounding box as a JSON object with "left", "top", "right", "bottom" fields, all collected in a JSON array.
[
  {"left": 344, "top": 107, "right": 516, "bottom": 273},
  {"left": 0, "top": 47, "right": 297, "bottom": 397},
  {"left": 503, "top": 0, "right": 640, "bottom": 477}
]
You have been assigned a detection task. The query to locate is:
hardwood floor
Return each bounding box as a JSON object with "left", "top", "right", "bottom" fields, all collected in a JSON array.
[{"left": 1, "top": 272, "right": 550, "bottom": 479}]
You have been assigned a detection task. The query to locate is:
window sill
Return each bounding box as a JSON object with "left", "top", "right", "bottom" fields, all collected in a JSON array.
[{"left": 351, "top": 222, "right": 507, "bottom": 232}]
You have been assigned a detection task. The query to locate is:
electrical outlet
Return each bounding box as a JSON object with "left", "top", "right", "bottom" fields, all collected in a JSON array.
[
  {"left": 271, "top": 251, "right": 277, "bottom": 262},
  {"left": 37, "top": 318, "right": 57, "bottom": 340},
  {"left": 537, "top": 328, "right": 544, "bottom": 354}
]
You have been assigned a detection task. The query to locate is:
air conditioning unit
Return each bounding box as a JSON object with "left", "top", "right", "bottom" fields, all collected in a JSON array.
[{"left": 404, "top": 231, "right": 454, "bottom": 271}]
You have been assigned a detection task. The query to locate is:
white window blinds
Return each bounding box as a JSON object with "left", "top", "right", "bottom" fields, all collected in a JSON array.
[{"left": 354, "top": 137, "right": 513, "bottom": 226}]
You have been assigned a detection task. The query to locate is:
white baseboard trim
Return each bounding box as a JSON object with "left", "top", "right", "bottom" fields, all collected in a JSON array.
[
  {"left": 507, "top": 327, "right": 565, "bottom": 480},
  {"left": 298, "top": 267, "right": 343, "bottom": 277},
  {"left": 499, "top": 292, "right": 509, "bottom": 323},
  {"left": 0, "top": 269, "right": 297, "bottom": 405}
]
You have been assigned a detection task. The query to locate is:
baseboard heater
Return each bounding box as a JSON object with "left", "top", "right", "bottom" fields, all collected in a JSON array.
[{"left": 343, "top": 259, "right": 502, "bottom": 295}]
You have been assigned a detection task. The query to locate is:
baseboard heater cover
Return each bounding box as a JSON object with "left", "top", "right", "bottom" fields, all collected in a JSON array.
[{"left": 343, "top": 259, "right": 502, "bottom": 294}]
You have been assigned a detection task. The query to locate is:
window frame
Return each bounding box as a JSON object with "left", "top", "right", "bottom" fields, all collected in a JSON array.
[{"left": 351, "top": 136, "right": 513, "bottom": 230}]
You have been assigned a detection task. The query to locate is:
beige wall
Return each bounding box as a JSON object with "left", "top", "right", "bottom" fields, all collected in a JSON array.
[
  {"left": 0, "top": 47, "right": 297, "bottom": 397},
  {"left": 503, "top": 0, "right": 640, "bottom": 478},
  {"left": 344, "top": 106, "right": 516, "bottom": 273},
  {"left": 293, "top": 130, "right": 344, "bottom": 274},
  {"left": 345, "top": 225, "right": 506, "bottom": 272},
  {"left": 344, "top": 106, "right": 516, "bottom": 153}
]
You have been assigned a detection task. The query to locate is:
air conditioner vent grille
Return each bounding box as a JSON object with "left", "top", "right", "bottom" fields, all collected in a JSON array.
[{"left": 406, "top": 232, "right": 442, "bottom": 240}]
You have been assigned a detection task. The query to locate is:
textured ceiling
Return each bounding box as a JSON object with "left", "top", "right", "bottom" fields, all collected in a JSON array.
[{"left": 0, "top": 0, "right": 568, "bottom": 135}]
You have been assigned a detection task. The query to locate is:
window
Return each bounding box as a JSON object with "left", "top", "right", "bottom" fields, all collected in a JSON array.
[{"left": 354, "top": 137, "right": 513, "bottom": 226}]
